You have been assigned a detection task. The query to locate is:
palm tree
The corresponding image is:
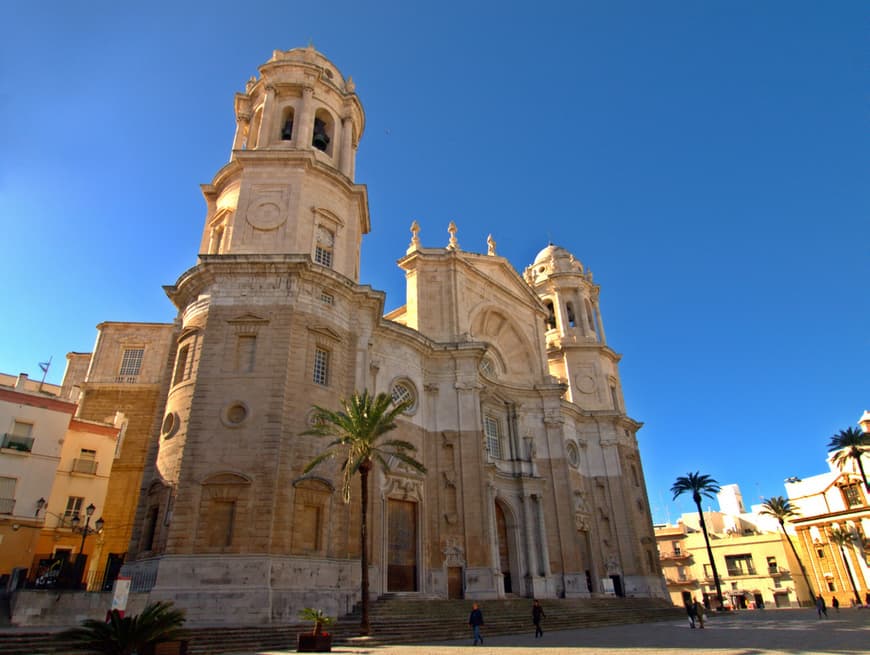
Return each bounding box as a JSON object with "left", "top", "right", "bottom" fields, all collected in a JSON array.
[
  {"left": 671, "top": 471, "right": 724, "bottom": 609},
  {"left": 759, "top": 496, "right": 815, "bottom": 603},
  {"left": 58, "top": 601, "right": 186, "bottom": 655},
  {"left": 827, "top": 427, "right": 869, "bottom": 492},
  {"left": 303, "top": 390, "right": 427, "bottom": 636},
  {"left": 829, "top": 526, "right": 862, "bottom": 606}
]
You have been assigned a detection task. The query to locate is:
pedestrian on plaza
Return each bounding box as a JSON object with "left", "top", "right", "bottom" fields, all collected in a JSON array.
[
  {"left": 532, "top": 599, "right": 546, "bottom": 638},
  {"left": 685, "top": 599, "right": 697, "bottom": 628},
  {"left": 693, "top": 598, "right": 706, "bottom": 629},
  {"left": 832, "top": 596, "right": 839, "bottom": 613},
  {"left": 469, "top": 602, "right": 484, "bottom": 646},
  {"left": 865, "top": 591, "right": 870, "bottom": 608},
  {"left": 816, "top": 595, "right": 827, "bottom": 618}
]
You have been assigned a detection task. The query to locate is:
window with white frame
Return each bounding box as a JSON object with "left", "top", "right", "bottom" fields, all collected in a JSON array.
[
  {"left": 0, "top": 477, "right": 16, "bottom": 514},
  {"left": 3, "top": 421, "right": 34, "bottom": 452},
  {"left": 484, "top": 416, "right": 502, "bottom": 459},
  {"left": 313, "top": 348, "right": 330, "bottom": 386},
  {"left": 314, "top": 226, "right": 334, "bottom": 268},
  {"left": 64, "top": 496, "right": 84, "bottom": 524},
  {"left": 119, "top": 348, "right": 144, "bottom": 377}
]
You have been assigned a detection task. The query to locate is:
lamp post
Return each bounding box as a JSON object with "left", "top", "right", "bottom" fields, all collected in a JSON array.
[{"left": 71, "top": 503, "right": 104, "bottom": 589}]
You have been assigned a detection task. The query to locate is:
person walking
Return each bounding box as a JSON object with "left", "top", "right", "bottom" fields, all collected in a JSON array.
[
  {"left": 685, "top": 599, "right": 697, "bottom": 628},
  {"left": 816, "top": 595, "right": 827, "bottom": 618},
  {"left": 532, "top": 599, "right": 546, "bottom": 638},
  {"left": 469, "top": 602, "right": 484, "bottom": 646},
  {"left": 832, "top": 596, "right": 839, "bottom": 613},
  {"left": 693, "top": 598, "right": 706, "bottom": 629}
]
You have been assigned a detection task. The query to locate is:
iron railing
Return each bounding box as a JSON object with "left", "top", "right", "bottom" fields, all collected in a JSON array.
[{"left": 1, "top": 434, "right": 34, "bottom": 452}]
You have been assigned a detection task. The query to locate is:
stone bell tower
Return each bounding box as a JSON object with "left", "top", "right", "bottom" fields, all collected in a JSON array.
[
  {"left": 124, "top": 47, "right": 378, "bottom": 625},
  {"left": 199, "top": 45, "right": 368, "bottom": 279}
]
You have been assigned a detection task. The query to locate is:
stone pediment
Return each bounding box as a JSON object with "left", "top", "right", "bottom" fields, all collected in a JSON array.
[
  {"left": 460, "top": 254, "right": 545, "bottom": 312},
  {"left": 227, "top": 313, "right": 269, "bottom": 324},
  {"left": 308, "top": 326, "right": 342, "bottom": 342}
]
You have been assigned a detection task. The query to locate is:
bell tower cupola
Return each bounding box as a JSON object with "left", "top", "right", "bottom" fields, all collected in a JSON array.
[
  {"left": 197, "top": 46, "right": 369, "bottom": 282},
  {"left": 525, "top": 245, "right": 624, "bottom": 410}
]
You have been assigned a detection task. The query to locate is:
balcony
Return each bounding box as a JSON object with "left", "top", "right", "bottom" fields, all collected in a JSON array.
[
  {"left": 1, "top": 434, "right": 34, "bottom": 453},
  {"left": 768, "top": 567, "right": 789, "bottom": 576},
  {"left": 71, "top": 458, "right": 98, "bottom": 475},
  {"left": 658, "top": 550, "right": 691, "bottom": 561},
  {"left": 665, "top": 576, "right": 697, "bottom": 586},
  {"left": 0, "top": 497, "right": 15, "bottom": 514},
  {"left": 726, "top": 568, "right": 757, "bottom": 577}
]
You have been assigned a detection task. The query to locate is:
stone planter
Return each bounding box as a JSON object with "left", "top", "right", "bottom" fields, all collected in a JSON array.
[{"left": 297, "top": 633, "right": 332, "bottom": 652}]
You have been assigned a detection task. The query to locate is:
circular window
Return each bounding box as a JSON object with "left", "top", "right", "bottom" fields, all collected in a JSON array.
[
  {"left": 566, "top": 441, "right": 580, "bottom": 468},
  {"left": 221, "top": 402, "right": 249, "bottom": 427},
  {"left": 390, "top": 380, "right": 417, "bottom": 414},
  {"left": 479, "top": 356, "right": 496, "bottom": 378},
  {"left": 161, "top": 412, "right": 179, "bottom": 438}
]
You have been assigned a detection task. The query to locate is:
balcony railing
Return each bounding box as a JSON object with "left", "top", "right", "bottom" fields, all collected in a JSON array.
[
  {"left": 659, "top": 550, "right": 690, "bottom": 560},
  {"left": 71, "top": 458, "right": 98, "bottom": 475},
  {"left": 665, "top": 576, "right": 697, "bottom": 585},
  {"left": 1, "top": 434, "right": 34, "bottom": 453},
  {"left": 113, "top": 375, "right": 139, "bottom": 384},
  {"left": 0, "top": 497, "right": 15, "bottom": 514},
  {"left": 726, "top": 568, "right": 757, "bottom": 577},
  {"left": 768, "top": 567, "right": 789, "bottom": 576}
]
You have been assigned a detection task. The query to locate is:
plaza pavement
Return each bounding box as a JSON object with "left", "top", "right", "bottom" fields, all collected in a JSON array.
[{"left": 250, "top": 608, "right": 870, "bottom": 655}]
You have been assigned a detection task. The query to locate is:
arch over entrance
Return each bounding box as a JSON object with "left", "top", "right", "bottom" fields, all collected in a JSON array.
[{"left": 494, "top": 500, "right": 518, "bottom": 595}]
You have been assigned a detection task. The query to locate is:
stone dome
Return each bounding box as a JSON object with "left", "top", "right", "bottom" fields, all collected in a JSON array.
[{"left": 525, "top": 243, "right": 584, "bottom": 284}]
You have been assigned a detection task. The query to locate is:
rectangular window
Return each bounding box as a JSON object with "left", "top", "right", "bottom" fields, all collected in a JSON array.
[
  {"left": 314, "top": 245, "right": 333, "bottom": 268},
  {"left": 827, "top": 581, "right": 836, "bottom": 592},
  {"left": 672, "top": 541, "right": 682, "bottom": 556},
  {"left": 2, "top": 421, "right": 34, "bottom": 452},
  {"left": 142, "top": 506, "right": 159, "bottom": 551},
  {"left": 842, "top": 484, "right": 864, "bottom": 508},
  {"left": 235, "top": 335, "right": 256, "bottom": 373},
  {"left": 119, "top": 348, "right": 144, "bottom": 377},
  {"left": 767, "top": 556, "right": 778, "bottom": 574},
  {"left": 313, "top": 348, "right": 329, "bottom": 386},
  {"left": 0, "top": 477, "right": 16, "bottom": 514},
  {"left": 72, "top": 449, "right": 98, "bottom": 475},
  {"left": 207, "top": 500, "right": 235, "bottom": 547},
  {"left": 172, "top": 344, "right": 190, "bottom": 386},
  {"left": 725, "top": 554, "right": 756, "bottom": 576},
  {"left": 817, "top": 548, "right": 825, "bottom": 559},
  {"left": 484, "top": 416, "right": 502, "bottom": 459},
  {"left": 320, "top": 292, "right": 334, "bottom": 305},
  {"left": 64, "top": 496, "right": 84, "bottom": 524}
]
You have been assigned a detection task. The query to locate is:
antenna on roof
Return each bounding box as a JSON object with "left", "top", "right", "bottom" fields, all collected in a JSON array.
[{"left": 38, "top": 357, "right": 52, "bottom": 392}]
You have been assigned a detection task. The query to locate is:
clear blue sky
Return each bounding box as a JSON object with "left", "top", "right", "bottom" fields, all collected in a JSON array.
[{"left": 2, "top": 1, "right": 867, "bottom": 523}]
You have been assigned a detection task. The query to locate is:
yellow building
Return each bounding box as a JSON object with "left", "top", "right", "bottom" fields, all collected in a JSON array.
[{"left": 656, "top": 484, "right": 812, "bottom": 609}]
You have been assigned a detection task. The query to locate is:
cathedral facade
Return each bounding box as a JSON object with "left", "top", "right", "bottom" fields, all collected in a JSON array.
[{"left": 99, "top": 47, "right": 665, "bottom": 624}]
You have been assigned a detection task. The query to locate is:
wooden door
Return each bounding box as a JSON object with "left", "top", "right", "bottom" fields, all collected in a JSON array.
[{"left": 387, "top": 500, "right": 417, "bottom": 591}]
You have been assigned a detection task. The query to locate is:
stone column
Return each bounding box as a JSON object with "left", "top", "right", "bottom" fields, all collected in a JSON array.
[
  {"left": 593, "top": 300, "right": 607, "bottom": 344},
  {"left": 232, "top": 113, "right": 251, "bottom": 151},
  {"left": 522, "top": 493, "right": 538, "bottom": 581},
  {"left": 296, "top": 86, "right": 315, "bottom": 149},
  {"left": 534, "top": 494, "right": 552, "bottom": 577},
  {"left": 258, "top": 86, "right": 277, "bottom": 148},
  {"left": 339, "top": 115, "right": 354, "bottom": 177}
]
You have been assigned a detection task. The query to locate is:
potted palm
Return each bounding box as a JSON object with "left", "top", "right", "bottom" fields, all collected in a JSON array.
[{"left": 297, "top": 607, "right": 334, "bottom": 652}]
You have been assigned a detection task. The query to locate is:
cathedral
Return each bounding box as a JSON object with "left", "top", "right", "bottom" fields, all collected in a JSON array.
[{"left": 70, "top": 46, "right": 665, "bottom": 624}]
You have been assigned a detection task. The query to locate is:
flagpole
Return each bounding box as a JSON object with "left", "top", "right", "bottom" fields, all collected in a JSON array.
[{"left": 38, "top": 356, "right": 52, "bottom": 392}]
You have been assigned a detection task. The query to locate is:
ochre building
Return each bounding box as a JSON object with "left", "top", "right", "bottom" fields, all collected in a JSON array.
[{"left": 67, "top": 47, "right": 666, "bottom": 624}]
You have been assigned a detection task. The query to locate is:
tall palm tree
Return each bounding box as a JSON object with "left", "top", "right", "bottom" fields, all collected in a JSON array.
[
  {"left": 671, "top": 471, "right": 724, "bottom": 609},
  {"left": 827, "top": 427, "right": 869, "bottom": 492},
  {"left": 759, "top": 496, "right": 815, "bottom": 603},
  {"left": 303, "top": 390, "right": 427, "bottom": 636},
  {"left": 58, "top": 601, "right": 186, "bottom": 655},
  {"left": 829, "top": 526, "right": 862, "bottom": 605}
]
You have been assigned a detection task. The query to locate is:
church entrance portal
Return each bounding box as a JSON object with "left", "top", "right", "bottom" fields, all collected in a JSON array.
[{"left": 387, "top": 499, "right": 417, "bottom": 592}]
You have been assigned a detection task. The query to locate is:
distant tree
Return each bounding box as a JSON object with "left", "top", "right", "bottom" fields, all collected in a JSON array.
[
  {"left": 827, "top": 427, "right": 869, "bottom": 492},
  {"left": 671, "top": 471, "right": 723, "bottom": 608},
  {"left": 759, "top": 496, "right": 815, "bottom": 603},
  {"left": 828, "top": 526, "right": 862, "bottom": 606},
  {"left": 58, "top": 601, "right": 186, "bottom": 655},
  {"left": 303, "top": 390, "right": 426, "bottom": 636}
]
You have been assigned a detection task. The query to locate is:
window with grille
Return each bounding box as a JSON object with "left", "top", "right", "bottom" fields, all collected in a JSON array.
[
  {"left": 320, "top": 292, "right": 334, "bottom": 305},
  {"left": 313, "top": 348, "right": 329, "bottom": 386},
  {"left": 73, "top": 449, "right": 97, "bottom": 475},
  {"left": 0, "top": 477, "right": 16, "bottom": 514},
  {"left": 841, "top": 483, "right": 864, "bottom": 508},
  {"left": 484, "top": 416, "right": 502, "bottom": 459},
  {"left": 314, "top": 226, "right": 334, "bottom": 268},
  {"left": 119, "top": 348, "right": 144, "bottom": 377},
  {"left": 725, "top": 554, "right": 756, "bottom": 576},
  {"left": 390, "top": 381, "right": 416, "bottom": 413}
]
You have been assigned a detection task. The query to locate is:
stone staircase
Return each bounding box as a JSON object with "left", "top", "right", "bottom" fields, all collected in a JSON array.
[{"left": 0, "top": 595, "right": 682, "bottom": 654}]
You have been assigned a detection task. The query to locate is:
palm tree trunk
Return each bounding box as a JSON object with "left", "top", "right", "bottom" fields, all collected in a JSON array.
[
  {"left": 779, "top": 519, "right": 815, "bottom": 604},
  {"left": 695, "top": 500, "right": 724, "bottom": 608},
  {"left": 359, "top": 461, "right": 371, "bottom": 636},
  {"left": 837, "top": 544, "right": 862, "bottom": 605},
  {"left": 856, "top": 455, "right": 869, "bottom": 493}
]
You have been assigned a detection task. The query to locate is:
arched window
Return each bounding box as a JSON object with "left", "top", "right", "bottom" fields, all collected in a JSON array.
[
  {"left": 566, "top": 303, "right": 576, "bottom": 328},
  {"left": 545, "top": 301, "right": 557, "bottom": 331},
  {"left": 312, "top": 109, "right": 334, "bottom": 155},
  {"left": 585, "top": 300, "right": 597, "bottom": 338},
  {"left": 314, "top": 226, "right": 334, "bottom": 268},
  {"left": 281, "top": 106, "right": 295, "bottom": 141},
  {"left": 390, "top": 379, "right": 417, "bottom": 414}
]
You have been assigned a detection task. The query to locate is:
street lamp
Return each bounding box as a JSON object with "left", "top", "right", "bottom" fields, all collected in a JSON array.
[{"left": 71, "top": 503, "right": 104, "bottom": 555}]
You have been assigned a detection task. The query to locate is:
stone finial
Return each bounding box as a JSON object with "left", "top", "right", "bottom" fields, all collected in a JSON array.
[
  {"left": 409, "top": 220, "right": 421, "bottom": 251},
  {"left": 245, "top": 76, "right": 256, "bottom": 93},
  {"left": 487, "top": 234, "right": 496, "bottom": 256},
  {"left": 346, "top": 75, "right": 355, "bottom": 93},
  {"left": 447, "top": 221, "right": 459, "bottom": 250}
]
